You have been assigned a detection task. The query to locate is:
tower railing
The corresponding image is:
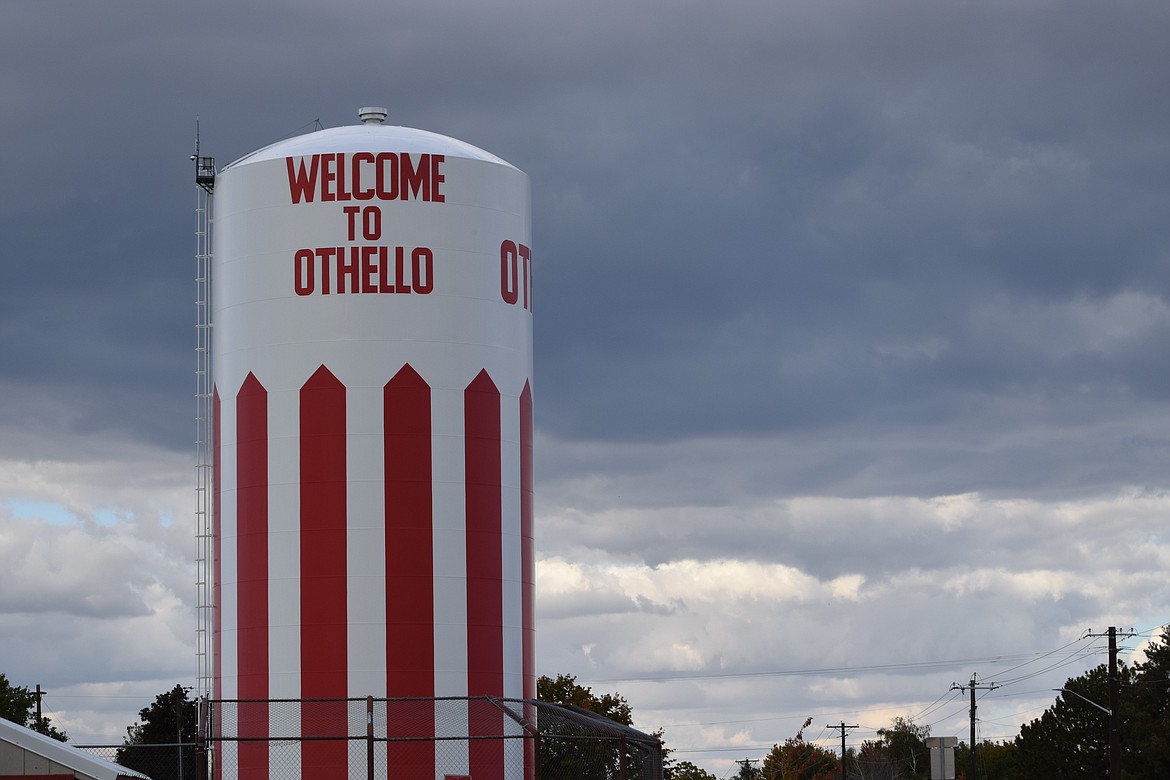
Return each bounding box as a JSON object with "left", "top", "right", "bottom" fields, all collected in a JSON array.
[{"left": 199, "top": 696, "right": 663, "bottom": 780}]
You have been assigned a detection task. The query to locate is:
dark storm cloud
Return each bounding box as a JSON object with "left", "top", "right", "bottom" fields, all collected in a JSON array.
[
  {"left": 3, "top": 0, "right": 1168, "bottom": 472},
  {"left": 523, "top": 2, "right": 1170, "bottom": 462}
]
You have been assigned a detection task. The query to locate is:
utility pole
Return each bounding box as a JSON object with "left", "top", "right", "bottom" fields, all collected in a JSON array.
[
  {"left": 1108, "top": 626, "right": 1119, "bottom": 780},
  {"left": 1086, "top": 626, "right": 1136, "bottom": 780},
  {"left": 826, "top": 722, "right": 858, "bottom": 780},
  {"left": 951, "top": 674, "right": 997, "bottom": 780},
  {"left": 176, "top": 701, "right": 184, "bottom": 780},
  {"left": 34, "top": 685, "right": 45, "bottom": 726},
  {"left": 735, "top": 757, "right": 760, "bottom": 779}
]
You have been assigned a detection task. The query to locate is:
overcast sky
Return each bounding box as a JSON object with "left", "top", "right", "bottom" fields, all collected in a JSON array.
[{"left": 2, "top": 0, "right": 1169, "bottom": 775}]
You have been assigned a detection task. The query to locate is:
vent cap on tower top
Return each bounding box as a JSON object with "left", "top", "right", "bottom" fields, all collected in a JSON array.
[{"left": 358, "top": 107, "right": 388, "bottom": 125}]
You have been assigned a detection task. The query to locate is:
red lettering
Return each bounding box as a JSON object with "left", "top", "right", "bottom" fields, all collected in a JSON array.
[
  {"left": 317, "top": 247, "right": 335, "bottom": 294},
  {"left": 378, "top": 247, "right": 395, "bottom": 293},
  {"left": 335, "top": 152, "right": 351, "bottom": 201},
  {"left": 352, "top": 152, "right": 375, "bottom": 200},
  {"left": 294, "top": 249, "right": 315, "bottom": 295},
  {"left": 361, "top": 246, "right": 378, "bottom": 293},
  {"left": 500, "top": 240, "right": 532, "bottom": 309},
  {"left": 401, "top": 154, "right": 428, "bottom": 201},
  {"left": 287, "top": 152, "right": 445, "bottom": 204},
  {"left": 321, "top": 153, "right": 337, "bottom": 202},
  {"left": 431, "top": 155, "right": 445, "bottom": 202},
  {"left": 362, "top": 207, "right": 380, "bottom": 240},
  {"left": 287, "top": 156, "right": 320, "bottom": 204},
  {"left": 412, "top": 248, "right": 434, "bottom": 294},
  {"left": 343, "top": 206, "right": 361, "bottom": 241},
  {"left": 520, "top": 243, "right": 531, "bottom": 311},
  {"left": 500, "top": 240, "right": 519, "bottom": 305},
  {"left": 376, "top": 153, "right": 399, "bottom": 200},
  {"left": 295, "top": 245, "right": 434, "bottom": 296},
  {"left": 395, "top": 246, "right": 408, "bottom": 293},
  {"left": 337, "top": 246, "right": 359, "bottom": 293}
]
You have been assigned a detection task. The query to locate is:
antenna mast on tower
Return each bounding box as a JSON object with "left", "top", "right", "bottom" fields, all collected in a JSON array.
[{"left": 193, "top": 121, "right": 216, "bottom": 700}]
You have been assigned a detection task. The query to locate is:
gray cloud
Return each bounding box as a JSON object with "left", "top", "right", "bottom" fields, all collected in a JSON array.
[{"left": 3, "top": 0, "right": 1170, "bottom": 768}]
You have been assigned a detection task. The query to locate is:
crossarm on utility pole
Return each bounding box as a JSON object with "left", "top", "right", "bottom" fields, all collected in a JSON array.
[
  {"left": 950, "top": 674, "right": 997, "bottom": 780},
  {"left": 825, "top": 722, "right": 858, "bottom": 780}
]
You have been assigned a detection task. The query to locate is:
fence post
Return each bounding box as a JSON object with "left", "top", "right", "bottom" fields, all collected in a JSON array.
[
  {"left": 196, "top": 697, "right": 208, "bottom": 780},
  {"left": 367, "top": 696, "right": 375, "bottom": 780}
]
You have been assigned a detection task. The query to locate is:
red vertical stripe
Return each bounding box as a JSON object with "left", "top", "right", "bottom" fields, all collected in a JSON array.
[
  {"left": 520, "top": 381, "right": 536, "bottom": 780},
  {"left": 465, "top": 370, "right": 504, "bottom": 780},
  {"left": 212, "top": 388, "right": 222, "bottom": 780},
  {"left": 385, "top": 364, "right": 436, "bottom": 778},
  {"left": 300, "top": 366, "right": 348, "bottom": 777},
  {"left": 236, "top": 373, "right": 269, "bottom": 780},
  {"left": 519, "top": 381, "right": 535, "bottom": 698}
]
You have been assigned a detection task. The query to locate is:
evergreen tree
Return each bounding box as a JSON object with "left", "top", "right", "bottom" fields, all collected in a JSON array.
[
  {"left": 117, "top": 685, "right": 198, "bottom": 780},
  {"left": 1015, "top": 663, "right": 1126, "bottom": 778},
  {"left": 1121, "top": 629, "right": 1170, "bottom": 778},
  {"left": 538, "top": 672, "right": 633, "bottom": 724},
  {"left": 0, "top": 674, "right": 67, "bottom": 742},
  {"left": 665, "top": 759, "right": 718, "bottom": 780},
  {"left": 1010, "top": 627, "right": 1170, "bottom": 777},
  {"left": 733, "top": 758, "right": 762, "bottom": 779},
  {"left": 538, "top": 673, "right": 642, "bottom": 779}
]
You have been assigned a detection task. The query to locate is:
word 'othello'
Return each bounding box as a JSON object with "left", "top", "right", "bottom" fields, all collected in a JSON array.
[{"left": 294, "top": 246, "right": 434, "bottom": 296}]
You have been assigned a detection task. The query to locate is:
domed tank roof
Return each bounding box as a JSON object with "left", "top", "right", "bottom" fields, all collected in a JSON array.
[{"left": 223, "top": 106, "right": 516, "bottom": 171}]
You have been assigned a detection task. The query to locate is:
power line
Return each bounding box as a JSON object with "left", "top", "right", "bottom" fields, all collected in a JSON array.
[
  {"left": 910, "top": 688, "right": 965, "bottom": 722},
  {"left": 990, "top": 636, "right": 1086, "bottom": 679},
  {"left": 593, "top": 652, "right": 1077, "bottom": 685}
]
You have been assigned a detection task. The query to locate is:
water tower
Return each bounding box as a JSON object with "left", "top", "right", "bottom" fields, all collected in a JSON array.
[{"left": 194, "top": 107, "right": 534, "bottom": 779}]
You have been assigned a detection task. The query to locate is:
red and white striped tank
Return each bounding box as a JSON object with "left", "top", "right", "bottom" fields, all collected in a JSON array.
[{"left": 211, "top": 113, "right": 534, "bottom": 780}]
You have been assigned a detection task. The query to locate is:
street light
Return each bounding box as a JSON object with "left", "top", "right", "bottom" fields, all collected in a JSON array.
[
  {"left": 1053, "top": 688, "right": 1116, "bottom": 780},
  {"left": 1053, "top": 688, "right": 1111, "bottom": 716}
]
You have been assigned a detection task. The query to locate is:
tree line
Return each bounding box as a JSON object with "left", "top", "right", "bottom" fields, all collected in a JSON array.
[
  {"left": 0, "top": 674, "right": 67, "bottom": 742},
  {"left": 2, "top": 627, "right": 1166, "bottom": 779},
  {"left": 730, "top": 626, "right": 1170, "bottom": 779}
]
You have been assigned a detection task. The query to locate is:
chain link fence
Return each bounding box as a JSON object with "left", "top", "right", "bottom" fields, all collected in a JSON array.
[
  {"left": 76, "top": 743, "right": 197, "bottom": 780},
  {"left": 533, "top": 700, "right": 664, "bottom": 780},
  {"left": 81, "top": 697, "right": 661, "bottom": 780}
]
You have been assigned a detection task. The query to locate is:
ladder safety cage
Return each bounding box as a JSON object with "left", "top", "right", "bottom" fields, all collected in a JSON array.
[{"left": 194, "top": 148, "right": 216, "bottom": 701}]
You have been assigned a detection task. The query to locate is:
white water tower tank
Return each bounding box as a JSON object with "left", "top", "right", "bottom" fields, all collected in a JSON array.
[{"left": 210, "top": 107, "right": 534, "bottom": 780}]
